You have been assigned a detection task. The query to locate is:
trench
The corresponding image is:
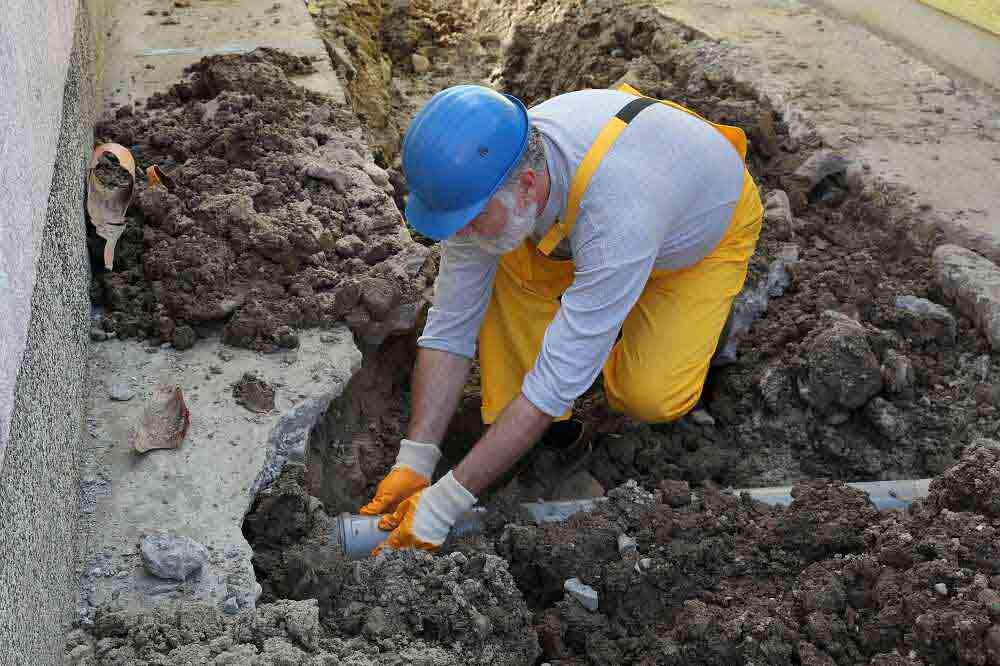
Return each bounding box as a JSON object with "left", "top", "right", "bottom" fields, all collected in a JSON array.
[
  {"left": 234, "top": 1, "right": 1000, "bottom": 663},
  {"left": 295, "top": 0, "right": 998, "bottom": 499}
]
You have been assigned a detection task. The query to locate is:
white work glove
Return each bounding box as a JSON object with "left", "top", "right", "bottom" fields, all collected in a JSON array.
[
  {"left": 373, "top": 470, "right": 478, "bottom": 555},
  {"left": 358, "top": 439, "right": 442, "bottom": 516}
]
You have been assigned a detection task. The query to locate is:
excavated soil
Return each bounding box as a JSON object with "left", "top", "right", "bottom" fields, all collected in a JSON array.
[
  {"left": 89, "top": 48, "right": 436, "bottom": 351},
  {"left": 71, "top": 1, "right": 1000, "bottom": 665},
  {"left": 234, "top": 439, "right": 1000, "bottom": 666}
]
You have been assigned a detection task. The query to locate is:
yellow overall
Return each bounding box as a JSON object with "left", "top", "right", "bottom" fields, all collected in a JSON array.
[{"left": 478, "top": 85, "right": 764, "bottom": 424}]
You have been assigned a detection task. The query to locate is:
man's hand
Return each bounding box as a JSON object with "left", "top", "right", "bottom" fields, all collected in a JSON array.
[
  {"left": 372, "top": 471, "right": 477, "bottom": 556},
  {"left": 359, "top": 439, "right": 441, "bottom": 516}
]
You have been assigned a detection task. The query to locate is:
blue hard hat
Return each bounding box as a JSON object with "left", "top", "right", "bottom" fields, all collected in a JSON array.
[{"left": 402, "top": 85, "right": 530, "bottom": 241}]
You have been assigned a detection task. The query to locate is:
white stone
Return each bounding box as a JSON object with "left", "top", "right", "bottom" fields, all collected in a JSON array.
[
  {"left": 934, "top": 583, "right": 948, "bottom": 596},
  {"left": 617, "top": 533, "right": 638, "bottom": 555},
  {"left": 689, "top": 409, "right": 716, "bottom": 427},
  {"left": 140, "top": 533, "right": 208, "bottom": 581},
  {"left": 411, "top": 53, "right": 431, "bottom": 74},
  {"left": 564, "top": 577, "right": 599, "bottom": 612}
]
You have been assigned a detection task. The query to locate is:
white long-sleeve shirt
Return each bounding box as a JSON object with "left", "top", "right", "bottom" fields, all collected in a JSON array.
[{"left": 417, "top": 89, "right": 746, "bottom": 417}]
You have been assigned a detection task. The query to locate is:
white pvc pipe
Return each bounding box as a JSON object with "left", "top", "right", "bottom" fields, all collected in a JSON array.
[
  {"left": 732, "top": 478, "right": 931, "bottom": 511},
  {"left": 335, "top": 499, "right": 604, "bottom": 560},
  {"left": 335, "top": 479, "right": 932, "bottom": 559}
]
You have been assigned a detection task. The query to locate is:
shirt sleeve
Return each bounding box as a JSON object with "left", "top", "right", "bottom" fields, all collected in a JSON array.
[
  {"left": 521, "top": 200, "right": 662, "bottom": 417},
  {"left": 417, "top": 237, "right": 499, "bottom": 359}
]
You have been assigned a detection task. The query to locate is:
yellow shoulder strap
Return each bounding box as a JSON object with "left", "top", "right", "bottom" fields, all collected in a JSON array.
[
  {"left": 616, "top": 83, "right": 748, "bottom": 159},
  {"left": 536, "top": 84, "right": 748, "bottom": 257}
]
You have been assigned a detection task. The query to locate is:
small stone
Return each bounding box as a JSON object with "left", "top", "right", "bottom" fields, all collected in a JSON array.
[
  {"left": 335, "top": 234, "right": 365, "bottom": 258},
  {"left": 173, "top": 325, "right": 196, "bottom": 350},
  {"left": 140, "top": 533, "right": 209, "bottom": 581},
  {"left": 67, "top": 644, "right": 95, "bottom": 663},
  {"left": 411, "top": 53, "right": 431, "bottom": 73},
  {"left": 610, "top": 48, "right": 625, "bottom": 58},
  {"left": 799, "top": 311, "right": 882, "bottom": 413},
  {"left": 223, "top": 597, "right": 240, "bottom": 615},
  {"left": 90, "top": 329, "right": 111, "bottom": 342},
  {"left": 659, "top": 479, "right": 691, "bottom": 507},
  {"left": 866, "top": 397, "right": 910, "bottom": 441},
  {"left": 564, "top": 578, "right": 599, "bottom": 612},
  {"left": 934, "top": 582, "right": 948, "bottom": 596},
  {"left": 882, "top": 350, "right": 915, "bottom": 395},
  {"left": 233, "top": 373, "right": 275, "bottom": 413},
  {"left": 617, "top": 533, "right": 638, "bottom": 555},
  {"left": 973, "top": 355, "right": 991, "bottom": 382},
  {"left": 763, "top": 190, "right": 794, "bottom": 240},
  {"left": 895, "top": 295, "right": 957, "bottom": 346},
  {"left": 209, "top": 365, "right": 223, "bottom": 375},
  {"left": 275, "top": 326, "right": 299, "bottom": 349},
  {"left": 689, "top": 408, "right": 715, "bottom": 427},
  {"left": 109, "top": 384, "right": 135, "bottom": 401}
]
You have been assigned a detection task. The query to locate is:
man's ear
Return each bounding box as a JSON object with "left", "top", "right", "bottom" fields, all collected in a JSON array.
[{"left": 518, "top": 169, "right": 536, "bottom": 208}]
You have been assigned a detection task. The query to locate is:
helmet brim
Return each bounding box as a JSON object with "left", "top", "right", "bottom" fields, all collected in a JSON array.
[{"left": 405, "top": 190, "right": 491, "bottom": 242}]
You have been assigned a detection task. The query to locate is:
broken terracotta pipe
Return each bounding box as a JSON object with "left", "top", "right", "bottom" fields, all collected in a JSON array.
[
  {"left": 87, "top": 143, "right": 136, "bottom": 270},
  {"left": 335, "top": 479, "right": 932, "bottom": 559}
]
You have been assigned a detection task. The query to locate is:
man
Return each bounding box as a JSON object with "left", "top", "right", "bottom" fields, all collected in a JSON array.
[{"left": 359, "top": 84, "right": 763, "bottom": 554}]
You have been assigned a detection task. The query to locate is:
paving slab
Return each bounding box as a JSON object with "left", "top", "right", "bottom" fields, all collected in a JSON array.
[
  {"left": 933, "top": 245, "right": 1000, "bottom": 350},
  {"left": 77, "top": 327, "right": 361, "bottom": 623},
  {"left": 102, "top": 0, "right": 344, "bottom": 109}
]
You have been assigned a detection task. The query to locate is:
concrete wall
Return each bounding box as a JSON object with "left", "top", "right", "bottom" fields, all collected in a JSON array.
[{"left": 0, "top": 0, "right": 106, "bottom": 663}]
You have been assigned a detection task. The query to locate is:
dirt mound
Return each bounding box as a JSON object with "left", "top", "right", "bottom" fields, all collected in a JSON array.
[
  {"left": 72, "top": 469, "right": 539, "bottom": 665},
  {"left": 90, "top": 48, "right": 435, "bottom": 351},
  {"left": 230, "top": 440, "right": 1000, "bottom": 666},
  {"left": 490, "top": 442, "right": 1000, "bottom": 665},
  {"left": 67, "top": 593, "right": 532, "bottom": 665}
]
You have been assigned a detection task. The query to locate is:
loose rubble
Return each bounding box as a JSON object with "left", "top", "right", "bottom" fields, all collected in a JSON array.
[{"left": 140, "top": 533, "right": 209, "bottom": 582}]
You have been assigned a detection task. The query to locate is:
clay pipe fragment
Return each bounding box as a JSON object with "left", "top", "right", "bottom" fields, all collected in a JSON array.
[{"left": 87, "top": 143, "right": 136, "bottom": 270}]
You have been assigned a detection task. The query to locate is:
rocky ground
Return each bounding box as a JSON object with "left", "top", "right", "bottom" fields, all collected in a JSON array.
[{"left": 73, "top": 0, "right": 1000, "bottom": 664}]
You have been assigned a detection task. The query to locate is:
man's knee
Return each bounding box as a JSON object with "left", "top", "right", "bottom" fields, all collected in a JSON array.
[{"left": 607, "top": 378, "right": 702, "bottom": 424}]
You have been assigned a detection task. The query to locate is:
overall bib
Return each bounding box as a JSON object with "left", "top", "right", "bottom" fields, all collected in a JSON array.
[{"left": 477, "top": 85, "right": 764, "bottom": 424}]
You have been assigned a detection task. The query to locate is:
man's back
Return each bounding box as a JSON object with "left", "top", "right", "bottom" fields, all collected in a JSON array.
[{"left": 528, "top": 88, "right": 746, "bottom": 270}]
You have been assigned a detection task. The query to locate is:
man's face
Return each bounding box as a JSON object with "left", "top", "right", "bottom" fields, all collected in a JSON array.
[
  {"left": 453, "top": 171, "right": 540, "bottom": 255},
  {"left": 455, "top": 194, "right": 510, "bottom": 239}
]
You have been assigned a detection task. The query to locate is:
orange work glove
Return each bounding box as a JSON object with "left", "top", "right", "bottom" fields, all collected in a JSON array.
[
  {"left": 358, "top": 439, "right": 441, "bottom": 516},
  {"left": 372, "top": 471, "right": 477, "bottom": 556}
]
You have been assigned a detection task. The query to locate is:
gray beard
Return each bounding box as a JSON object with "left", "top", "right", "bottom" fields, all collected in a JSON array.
[{"left": 469, "top": 194, "right": 539, "bottom": 256}]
